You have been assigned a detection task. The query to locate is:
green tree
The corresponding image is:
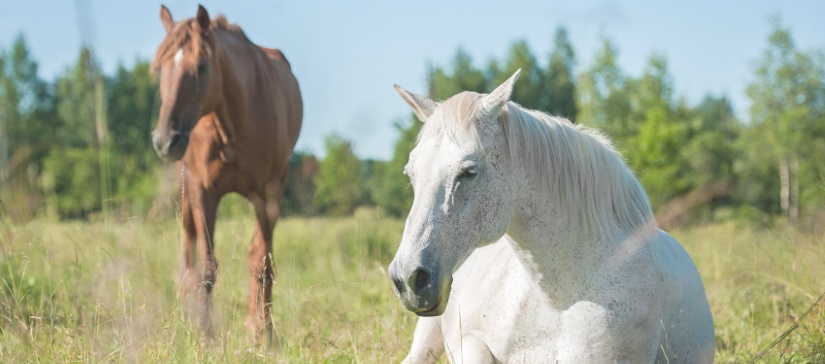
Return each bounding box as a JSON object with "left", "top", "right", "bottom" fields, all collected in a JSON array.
[
  {"left": 745, "top": 20, "right": 825, "bottom": 221},
  {"left": 429, "top": 49, "right": 487, "bottom": 101},
  {"left": 681, "top": 95, "right": 740, "bottom": 224},
  {"left": 543, "top": 27, "right": 577, "bottom": 119},
  {"left": 282, "top": 151, "right": 319, "bottom": 216},
  {"left": 107, "top": 61, "right": 156, "bottom": 162},
  {"left": 624, "top": 55, "right": 682, "bottom": 205},
  {"left": 0, "top": 35, "right": 56, "bottom": 220},
  {"left": 42, "top": 147, "right": 101, "bottom": 218},
  {"left": 314, "top": 135, "right": 364, "bottom": 216},
  {"left": 54, "top": 48, "right": 98, "bottom": 148},
  {"left": 493, "top": 40, "right": 543, "bottom": 109},
  {"left": 106, "top": 60, "right": 159, "bottom": 214},
  {"left": 374, "top": 118, "right": 419, "bottom": 217},
  {"left": 686, "top": 95, "right": 738, "bottom": 188},
  {"left": 359, "top": 158, "right": 385, "bottom": 207},
  {"left": 735, "top": 118, "right": 780, "bottom": 216},
  {"left": 41, "top": 48, "right": 106, "bottom": 218},
  {"left": 577, "top": 38, "right": 634, "bottom": 146}
]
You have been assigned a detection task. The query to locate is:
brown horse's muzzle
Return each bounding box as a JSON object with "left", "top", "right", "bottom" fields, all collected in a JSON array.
[{"left": 152, "top": 128, "right": 189, "bottom": 161}]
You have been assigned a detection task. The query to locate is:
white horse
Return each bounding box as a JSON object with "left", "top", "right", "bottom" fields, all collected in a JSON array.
[{"left": 388, "top": 70, "right": 714, "bottom": 363}]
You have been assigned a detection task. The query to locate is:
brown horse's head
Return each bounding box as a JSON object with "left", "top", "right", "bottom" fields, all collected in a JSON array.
[{"left": 151, "top": 5, "right": 223, "bottom": 161}]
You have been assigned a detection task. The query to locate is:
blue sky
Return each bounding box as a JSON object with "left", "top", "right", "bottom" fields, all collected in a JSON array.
[{"left": 0, "top": 1, "right": 823, "bottom": 160}]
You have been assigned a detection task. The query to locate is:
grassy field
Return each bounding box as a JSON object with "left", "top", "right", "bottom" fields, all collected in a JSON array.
[{"left": 1, "top": 207, "right": 824, "bottom": 363}]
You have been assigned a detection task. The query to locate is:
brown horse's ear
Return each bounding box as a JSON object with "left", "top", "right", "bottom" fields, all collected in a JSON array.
[
  {"left": 160, "top": 5, "right": 174, "bottom": 33},
  {"left": 195, "top": 5, "right": 210, "bottom": 32}
]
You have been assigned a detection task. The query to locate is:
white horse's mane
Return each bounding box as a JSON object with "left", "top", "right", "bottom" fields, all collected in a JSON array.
[{"left": 418, "top": 91, "right": 656, "bottom": 241}]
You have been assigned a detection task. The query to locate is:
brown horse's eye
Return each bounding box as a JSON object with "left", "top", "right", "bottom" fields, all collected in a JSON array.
[{"left": 197, "top": 62, "right": 208, "bottom": 74}]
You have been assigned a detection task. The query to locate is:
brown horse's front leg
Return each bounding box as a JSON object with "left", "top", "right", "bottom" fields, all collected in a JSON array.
[
  {"left": 246, "top": 193, "right": 279, "bottom": 342},
  {"left": 189, "top": 183, "right": 220, "bottom": 335},
  {"left": 178, "top": 167, "right": 199, "bottom": 295}
]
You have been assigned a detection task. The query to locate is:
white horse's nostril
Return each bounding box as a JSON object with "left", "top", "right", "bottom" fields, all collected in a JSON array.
[{"left": 409, "top": 268, "right": 432, "bottom": 295}]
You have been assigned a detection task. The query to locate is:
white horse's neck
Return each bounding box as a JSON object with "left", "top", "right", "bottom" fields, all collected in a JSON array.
[
  {"left": 506, "top": 190, "right": 619, "bottom": 307},
  {"left": 499, "top": 108, "right": 655, "bottom": 307}
]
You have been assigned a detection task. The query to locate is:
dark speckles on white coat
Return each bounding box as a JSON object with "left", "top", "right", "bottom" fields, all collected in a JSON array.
[{"left": 393, "top": 71, "right": 714, "bottom": 364}]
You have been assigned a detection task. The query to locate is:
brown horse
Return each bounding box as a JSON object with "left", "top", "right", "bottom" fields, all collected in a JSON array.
[{"left": 150, "top": 5, "right": 302, "bottom": 338}]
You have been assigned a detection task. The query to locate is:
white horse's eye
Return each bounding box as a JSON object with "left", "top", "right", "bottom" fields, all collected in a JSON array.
[{"left": 458, "top": 167, "right": 478, "bottom": 180}]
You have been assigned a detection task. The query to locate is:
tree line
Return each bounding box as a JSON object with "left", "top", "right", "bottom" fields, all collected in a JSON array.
[
  {"left": 0, "top": 39, "right": 158, "bottom": 221},
  {"left": 1, "top": 21, "right": 823, "bottom": 226}
]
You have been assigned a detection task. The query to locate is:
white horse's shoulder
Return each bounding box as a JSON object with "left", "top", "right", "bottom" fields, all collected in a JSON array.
[{"left": 432, "top": 240, "right": 561, "bottom": 362}]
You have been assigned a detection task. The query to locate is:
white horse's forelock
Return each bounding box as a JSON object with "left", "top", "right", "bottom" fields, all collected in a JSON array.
[
  {"left": 416, "top": 92, "right": 483, "bottom": 146},
  {"left": 418, "top": 92, "right": 656, "bottom": 241}
]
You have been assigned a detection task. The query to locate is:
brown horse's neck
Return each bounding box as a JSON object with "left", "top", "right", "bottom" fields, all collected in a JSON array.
[{"left": 210, "top": 30, "right": 257, "bottom": 153}]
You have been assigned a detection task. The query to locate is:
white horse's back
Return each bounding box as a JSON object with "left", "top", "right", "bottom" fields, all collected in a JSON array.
[{"left": 652, "top": 231, "right": 715, "bottom": 363}]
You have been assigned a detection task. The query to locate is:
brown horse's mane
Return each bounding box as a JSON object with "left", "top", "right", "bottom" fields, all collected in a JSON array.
[{"left": 152, "top": 15, "right": 252, "bottom": 72}]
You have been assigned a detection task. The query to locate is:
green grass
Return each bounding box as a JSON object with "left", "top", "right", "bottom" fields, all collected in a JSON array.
[
  {"left": 0, "top": 208, "right": 412, "bottom": 363},
  {"left": 675, "top": 222, "right": 825, "bottom": 363},
  {"left": 1, "top": 210, "right": 824, "bottom": 363}
]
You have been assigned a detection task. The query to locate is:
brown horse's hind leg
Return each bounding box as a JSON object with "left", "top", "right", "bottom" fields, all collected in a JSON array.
[
  {"left": 245, "top": 189, "right": 280, "bottom": 342},
  {"left": 188, "top": 183, "right": 220, "bottom": 335}
]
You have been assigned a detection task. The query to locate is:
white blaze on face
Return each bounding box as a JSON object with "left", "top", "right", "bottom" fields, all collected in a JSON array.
[{"left": 173, "top": 47, "right": 184, "bottom": 67}]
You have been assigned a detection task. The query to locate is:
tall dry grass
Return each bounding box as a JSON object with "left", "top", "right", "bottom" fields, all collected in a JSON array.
[
  {"left": 1, "top": 208, "right": 411, "bottom": 362},
  {"left": 676, "top": 222, "right": 825, "bottom": 363},
  {"left": 1, "top": 209, "right": 823, "bottom": 362}
]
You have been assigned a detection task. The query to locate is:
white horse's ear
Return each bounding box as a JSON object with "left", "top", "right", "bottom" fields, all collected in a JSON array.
[
  {"left": 480, "top": 68, "right": 521, "bottom": 121},
  {"left": 394, "top": 84, "right": 438, "bottom": 123}
]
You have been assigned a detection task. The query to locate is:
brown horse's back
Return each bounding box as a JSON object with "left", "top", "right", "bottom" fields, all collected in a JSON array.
[
  {"left": 254, "top": 48, "right": 302, "bottom": 187},
  {"left": 260, "top": 47, "right": 302, "bottom": 150},
  {"left": 260, "top": 46, "right": 290, "bottom": 69}
]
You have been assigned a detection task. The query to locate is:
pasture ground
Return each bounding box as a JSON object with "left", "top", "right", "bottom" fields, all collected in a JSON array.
[{"left": 1, "top": 207, "right": 824, "bottom": 363}]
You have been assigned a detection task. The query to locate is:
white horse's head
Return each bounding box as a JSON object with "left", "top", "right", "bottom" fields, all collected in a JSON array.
[{"left": 388, "top": 70, "right": 522, "bottom": 316}]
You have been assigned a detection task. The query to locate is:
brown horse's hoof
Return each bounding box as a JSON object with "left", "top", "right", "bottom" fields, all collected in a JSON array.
[
  {"left": 245, "top": 315, "right": 278, "bottom": 347},
  {"left": 199, "top": 315, "right": 215, "bottom": 338},
  {"left": 197, "top": 326, "right": 219, "bottom": 348},
  {"left": 244, "top": 315, "right": 263, "bottom": 342},
  {"left": 178, "top": 269, "right": 216, "bottom": 337},
  {"left": 177, "top": 269, "right": 201, "bottom": 297}
]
